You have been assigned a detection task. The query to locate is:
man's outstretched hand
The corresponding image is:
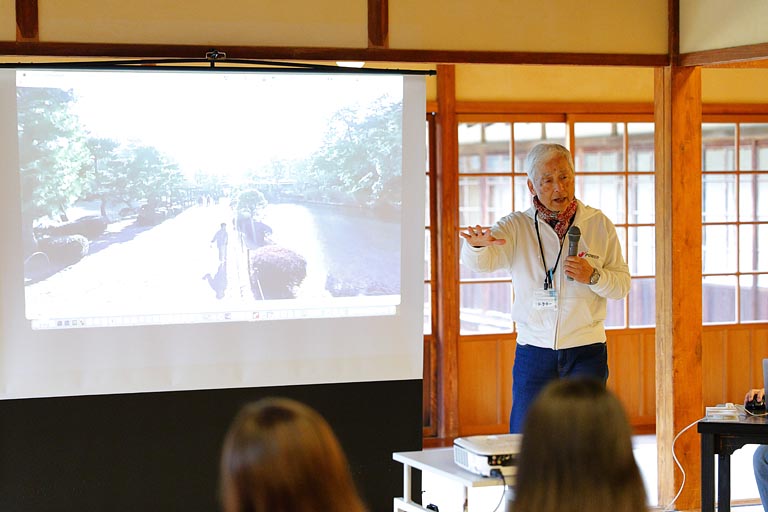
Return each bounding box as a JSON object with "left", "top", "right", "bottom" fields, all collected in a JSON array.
[{"left": 460, "top": 225, "right": 507, "bottom": 247}]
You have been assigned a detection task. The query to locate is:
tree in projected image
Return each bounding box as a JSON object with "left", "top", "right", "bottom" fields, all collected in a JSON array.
[
  {"left": 18, "top": 87, "right": 192, "bottom": 282},
  {"left": 304, "top": 97, "right": 402, "bottom": 210},
  {"left": 18, "top": 88, "right": 91, "bottom": 253}
]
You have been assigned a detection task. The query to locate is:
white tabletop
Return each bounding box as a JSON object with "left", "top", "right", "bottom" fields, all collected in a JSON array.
[{"left": 393, "top": 447, "right": 508, "bottom": 488}]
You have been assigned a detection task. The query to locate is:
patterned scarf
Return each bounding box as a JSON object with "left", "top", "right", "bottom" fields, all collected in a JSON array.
[{"left": 533, "top": 196, "right": 577, "bottom": 239}]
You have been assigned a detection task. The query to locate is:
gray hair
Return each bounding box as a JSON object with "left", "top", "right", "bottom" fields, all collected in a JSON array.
[{"left": 524, "top": 143, "right": 575, "bottom": 181}]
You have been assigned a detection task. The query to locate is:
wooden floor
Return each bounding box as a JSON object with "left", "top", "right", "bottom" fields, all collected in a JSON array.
[
  {"left": 420, "top": 435, "right": 763, "bottom": 511},
  {"left": 633, "top": 434, "right": 761, "bottom": 510}
]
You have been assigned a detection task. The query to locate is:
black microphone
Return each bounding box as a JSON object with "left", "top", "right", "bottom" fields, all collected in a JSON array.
[{"left": 566, "top": 226, "right": 581, "bottom": 281}]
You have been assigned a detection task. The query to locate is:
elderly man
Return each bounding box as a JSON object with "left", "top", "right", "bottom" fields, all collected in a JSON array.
[{"left": 460, "top": 143, "right": 630, "bottom": 433}]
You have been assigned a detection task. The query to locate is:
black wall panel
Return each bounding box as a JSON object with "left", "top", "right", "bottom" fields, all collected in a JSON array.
[{"left": 0, "top": 379, "right": 422, "bottom": 512}]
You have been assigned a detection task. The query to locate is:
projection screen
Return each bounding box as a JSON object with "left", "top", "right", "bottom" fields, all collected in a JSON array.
[{"left": 0, "top": 67, "right": 426, "bottom": 399}]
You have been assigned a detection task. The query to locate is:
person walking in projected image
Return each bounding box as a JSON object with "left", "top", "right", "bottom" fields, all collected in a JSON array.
[
  {"left": 460, "top": 143, "right": 630, "bottom": 433},
  {"left": 219, "top": 397, "right": 368, "bottom": 512},
  {"left": 514, "top": 378, "right": 647, "bottom": 512},
  {"left": 210, "top": 222, "right": 229, "bottom": 263}
]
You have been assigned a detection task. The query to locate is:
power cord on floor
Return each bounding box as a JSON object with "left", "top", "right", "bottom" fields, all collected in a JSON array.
[
  {"left": 662, "top": 417, "right": 699, "bottom": 512},
  {"left": 662, "top": 404, "right": 765, "bottom": 512},
  {"left": 489, "top": 469, "right": 510, "bottom": 512}
]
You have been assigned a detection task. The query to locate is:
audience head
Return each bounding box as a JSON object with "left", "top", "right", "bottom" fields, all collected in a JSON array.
[
  {"left": 513, "top": 377, "right": 647, "bottom": 512},
  {"left": 219, "top": 397, "right": 367, "bottom": 512}
]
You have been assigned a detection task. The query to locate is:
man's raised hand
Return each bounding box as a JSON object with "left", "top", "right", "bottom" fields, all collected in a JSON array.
[{"left": 460, "top": 225, "right": 507, "bottom": 247}]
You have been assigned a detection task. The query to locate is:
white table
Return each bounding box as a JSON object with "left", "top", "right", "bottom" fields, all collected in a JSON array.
[{"left": 392, "top": 447, "right": 512, "bottom": 512}]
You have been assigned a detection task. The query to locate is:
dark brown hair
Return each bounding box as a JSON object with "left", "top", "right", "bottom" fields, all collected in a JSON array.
[
  {"left": 513, "top": 378, "right": 647, "bottom": 512},
  {"left": 219, "top": 397, "right": 367, "bottom": 512}
]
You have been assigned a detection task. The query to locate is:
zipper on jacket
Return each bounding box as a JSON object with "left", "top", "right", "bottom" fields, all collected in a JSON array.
[{"left": 553, "top": 265, "right": 562, "bottom": 349}]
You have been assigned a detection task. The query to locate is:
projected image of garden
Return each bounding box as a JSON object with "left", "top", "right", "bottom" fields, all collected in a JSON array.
[{"left": 18, "top": 70, "right": 404, "bottom": 327}]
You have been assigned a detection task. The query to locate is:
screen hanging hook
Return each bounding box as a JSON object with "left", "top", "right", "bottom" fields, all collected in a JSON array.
[{"left": 205, "top": 49, "right": 227, "bottom": 67}]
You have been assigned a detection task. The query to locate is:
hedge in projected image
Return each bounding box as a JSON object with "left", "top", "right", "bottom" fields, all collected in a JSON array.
[{"left": 17, "top": 70, "right": 404, "bottom": 330}]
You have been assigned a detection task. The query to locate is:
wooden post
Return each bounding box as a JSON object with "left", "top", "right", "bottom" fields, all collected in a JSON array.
[
  {"left": 654, "top": 65, "right": 703, "bottom": 511},
  {"left": 15, "top": 0, "right": 38, "bottom": 41},
  {"left": 435, "top": 64, "right": 459, "bottom": 439},
  {"left": 367, "top": 0, "right": 389, "bottom": 48}
]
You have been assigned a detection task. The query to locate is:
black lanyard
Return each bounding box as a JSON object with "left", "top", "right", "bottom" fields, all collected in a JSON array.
[{"left": 534, "top": 211, "right": 566, "bottom": 290}]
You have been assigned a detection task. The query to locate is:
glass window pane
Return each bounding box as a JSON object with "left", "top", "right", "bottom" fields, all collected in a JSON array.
[
  {"left": 515, "top": 175, "right": 532, "bottom": 211},
  {"left": 740, "top": 146, "right": 754, "bottom": 171},
  {"left": 459, "top": 153, "right": 482, "bottom": 173},
  {"left": 760, "top": 147, "right": 768, "bottom": 171},
  {"left": 702, "top": 123, "right": 736, "bottom": 171},
  {"left": 703, "top": 225, "right": 738, "bottom": 274},
  {"left": 703, "top": 275, "right": 737, "bottom": 324},
  {"left": 628, "top": 123, "right": 655, "bottom": 172},
  {"left": 486, "top": 153, "right": 510, "bottom": 173},
  {"left": 740, "top": 224, "right": 768, "bottom": 272},
  {"left": 425, "top": 175, "right": 430, "bottom": 227},
  {"left": 459, "top": 176, "right": 512, "bottom": 227},
  {"left": 460, "top": 282, "right": 512, "bottom": 334},
  {"left": 605, "top": 297, "right": 626, "bottom": 329},
  {"left": 702, "top": 173, "right": 737, "bottom": 223},
  {"left": 739, "top": 123, "right": 768, "bottom": 170},
  {"left": 424, "top": 283, "right": 432, "bottom": 335},
  {"left": 628, "top": 174, "right": 655, "bottom": 224},
  {"left": 513, "top": 123, "right": 567, "bottom": 174},
  {"left": 424, "top": 229, "right": 431, "bottom": 279},
  {"left": 740, "top": 274, "right": 768, "bottom": 322},
  {"left": 459, "top": 260, "right": 510, "bottom": 280},
  {"left": 628, "top": 226, "right": 655, "bottom": 276},
  {"left": 574, "top": 123, "right": 624, "bottom": 173},
  {"left": 629, "top": 277, "right": 655, "bottom": 327},
  {"left": 740, "top": 174, "right": 768, "bottom": 222},
  {"left": 485, "top": 122, "right": 511, "bottom": 141},
  {"left": 576, "top": 175, "right": 626, "bottom": 224},
  {"left": 615, "top": 226, "right": 628, "bottom": 265},
  {"left": 458, "top": 123, "right": 482, "bottom": 144},
  {"left": 459, "top": 122, "right": 510, "bottom": 174}
]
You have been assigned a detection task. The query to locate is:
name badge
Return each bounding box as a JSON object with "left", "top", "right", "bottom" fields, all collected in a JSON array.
[{"left": 533, "top": 289, "right": 558, "bottom": 310}]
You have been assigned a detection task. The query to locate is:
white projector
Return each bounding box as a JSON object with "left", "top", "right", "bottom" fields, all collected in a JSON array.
[{"left": 453, "top": 434, "right": 521, "bottom": 478}]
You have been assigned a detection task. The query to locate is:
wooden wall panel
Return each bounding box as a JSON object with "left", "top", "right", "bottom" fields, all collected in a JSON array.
[
  {"left": 641, "top": 332, "right": 656, "bottom": 425},
  {"left": 458, "top": 337, "right": 503, "bottom": 433},
  {"left": 608, "top": 332, "right": 644, "bottom": 415},
  {"left": 499, "top": 337, "right": 515, "bottom": 424},
  {"left": 700, "top": 325, "right": 768, "bottom": 407},
  {"left": 455, "top": 334, "right": 514, "bottom": 436},
  {"left": 752, "top": 326, "right": 768, "bottom": 387},
  {"left": 455, "top": 330, "right": 658, "bottom": 436},
  {"left": 606, "top": 330, "right": 657, "bottom": 430},
  {"left": 725, "top": 329, "right": 753, "bottom": 402},
  {"left": 423, "top": 335, "right": 437, "bottom": 437},
  {"left": 448, "top": 324, "right": 768, "bottom": 441},
  {"left": 702, "top": 328, "right": 725, "bottom": 404}
]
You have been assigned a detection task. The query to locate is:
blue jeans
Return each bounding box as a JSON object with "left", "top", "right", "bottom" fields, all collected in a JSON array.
[
  {"left": 754, "top": 445, "right": 768, "bottom": 509},
  {"left": 509, "top": 342, "right": 608, "bottom": 433}
]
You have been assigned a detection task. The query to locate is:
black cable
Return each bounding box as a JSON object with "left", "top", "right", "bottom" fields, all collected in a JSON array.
[{"left": 489, "top": 469, "right": 508, "bottom": 512}]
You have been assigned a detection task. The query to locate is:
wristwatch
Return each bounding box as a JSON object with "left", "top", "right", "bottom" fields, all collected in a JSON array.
[{"left": 589, "top": 268, "right": 600, "bottom": 286}]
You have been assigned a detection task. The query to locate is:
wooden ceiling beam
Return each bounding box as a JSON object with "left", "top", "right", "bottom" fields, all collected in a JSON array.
[
  {"left": 679, "top": 42, "right": 768, "bottom": 67},
  {"left": 0, "top": 41, "right": 668, "bottom": 67}
]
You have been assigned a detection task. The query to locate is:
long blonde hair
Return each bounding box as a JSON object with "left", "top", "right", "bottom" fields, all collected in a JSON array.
[
  {"left": 219, "top": 397, "right": 367, "bottom": 512},
  {"left": 513, "top": 378, "right": 647, "bottom": 512}
]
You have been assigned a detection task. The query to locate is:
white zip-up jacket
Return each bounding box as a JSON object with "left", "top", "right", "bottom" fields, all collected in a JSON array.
[{"left": 461, "top": 200, "right": 630, "bottom": 350}]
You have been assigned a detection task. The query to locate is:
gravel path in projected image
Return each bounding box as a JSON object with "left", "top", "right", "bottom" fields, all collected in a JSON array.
[{"left": 24, "top": 199, "right": 400, "bottom": 321}]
